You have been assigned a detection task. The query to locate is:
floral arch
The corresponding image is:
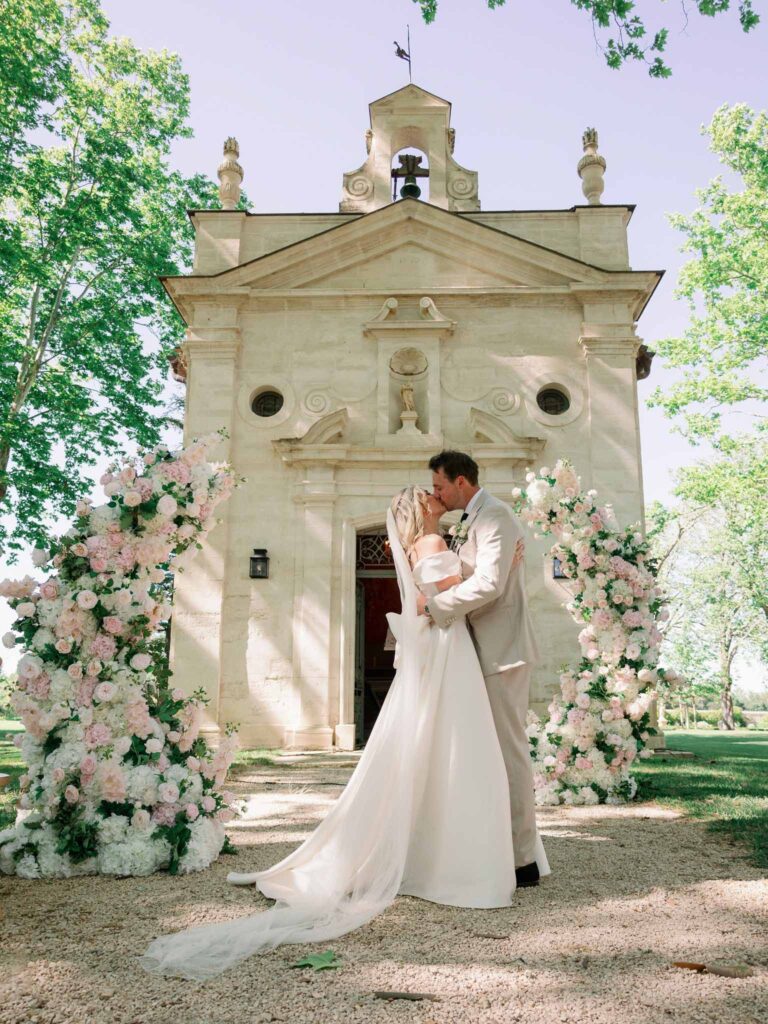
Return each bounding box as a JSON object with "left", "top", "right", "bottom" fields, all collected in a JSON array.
[{"left": 511, "top": 461, "right": 678, "bottom": 806}]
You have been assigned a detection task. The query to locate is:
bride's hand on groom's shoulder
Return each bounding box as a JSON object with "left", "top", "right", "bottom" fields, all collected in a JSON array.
[{"left": 512, "top": 538, "right": 525, "bottom": 569}]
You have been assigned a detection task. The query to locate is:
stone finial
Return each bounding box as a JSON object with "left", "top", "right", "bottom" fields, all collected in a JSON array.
[
  {"left": 577, "top": 127, "right": 606, "bottom": 205},
  {"left": 218, "top": 136, "right": 244, "bottom": 210}
]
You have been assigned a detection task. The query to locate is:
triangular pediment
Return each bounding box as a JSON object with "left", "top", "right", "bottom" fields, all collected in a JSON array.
[
  {"left": 162, "top": 200, "right": 661, "bottom": 323},
  {"left": 195, "top": 201, "right": 607, "bottom": 293}
]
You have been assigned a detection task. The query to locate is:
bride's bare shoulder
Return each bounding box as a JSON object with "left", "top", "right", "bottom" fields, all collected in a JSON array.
[{"left": 411, "top": 533, "right": 448, "bottom": 561}]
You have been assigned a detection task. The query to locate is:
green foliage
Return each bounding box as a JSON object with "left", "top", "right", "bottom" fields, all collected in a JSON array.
[
  {"left": 0, "top": 675, "right": 17, "bottom": 718},
  {"left": 649, "top": 105, "right": 768, "bottom": 442},
  {"left": 0, "top": 0, "right": 231, "bottom": 557},
  {"left": 635, "top": 730, "right": 768, "bottom": 866},
  {"left": 412, "top": 1, "right": 759, "bottom": 75},
  {"left": 154, "top": 816, "right": 192, "bottom": 875},
  {"left": 648, "top": 501, "right": 766, "bottom": 728}
]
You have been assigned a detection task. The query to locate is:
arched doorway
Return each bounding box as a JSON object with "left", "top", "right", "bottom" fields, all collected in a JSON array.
[{"left": 354, "top": 529, "right": 400, "bottom": 746}]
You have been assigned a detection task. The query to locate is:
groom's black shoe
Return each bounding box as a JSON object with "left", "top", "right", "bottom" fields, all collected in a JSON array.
[{"left": 515, "top": 862, "right": 540, "bottom": 888}]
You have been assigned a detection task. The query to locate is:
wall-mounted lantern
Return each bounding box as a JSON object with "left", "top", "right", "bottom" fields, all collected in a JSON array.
[{"left": 249, "top": 548, "right": 270, "bottom": 579}]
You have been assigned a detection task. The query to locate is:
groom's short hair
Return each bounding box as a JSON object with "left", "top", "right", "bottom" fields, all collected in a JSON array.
[{"left": 428, "top": 450, "right": 479, "bottom": 486}]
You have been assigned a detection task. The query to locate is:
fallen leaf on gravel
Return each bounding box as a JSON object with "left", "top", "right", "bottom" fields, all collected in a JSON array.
[
  {"left": 373, "top": 991, "right": 441, "bottom": 1002},
  {"left": 290, "top": 949, "right": 341, "bottom": 971},
  {"left": 671, "top": 961, "right": 755, "bottom": 978}
]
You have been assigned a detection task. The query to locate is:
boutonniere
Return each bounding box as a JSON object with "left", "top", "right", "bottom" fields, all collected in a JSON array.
[{"left": 448, "top": 520, "right": 469, "bottom": 548}]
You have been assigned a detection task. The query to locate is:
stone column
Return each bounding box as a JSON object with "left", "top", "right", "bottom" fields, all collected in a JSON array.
[
  {"left": 169, "top": 321, "right": 240, "bottom": 741},
  {"left": 284, "top": 467, "right": 337, "bottom": 749},
  {"left": 578, "top": 325, "right": 645, "bottom": 532}
]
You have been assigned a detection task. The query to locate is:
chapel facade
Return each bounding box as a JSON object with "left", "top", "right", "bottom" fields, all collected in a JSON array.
[{"left": 163, "top": 85, "right": 661, "bottom": 750}]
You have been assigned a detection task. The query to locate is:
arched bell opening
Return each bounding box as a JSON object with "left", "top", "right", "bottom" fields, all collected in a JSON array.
[{"left": 391, "top": 147, "right": 429, "bottom": 203}]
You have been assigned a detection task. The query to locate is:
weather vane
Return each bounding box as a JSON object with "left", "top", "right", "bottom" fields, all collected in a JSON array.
[{"left": 394, "top": 26, "right": 412, "bottom": 82}]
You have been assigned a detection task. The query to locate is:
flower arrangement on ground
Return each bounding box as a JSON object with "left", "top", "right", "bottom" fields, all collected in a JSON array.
[
  {"left": 511, "top": 460, "right": 678, "bottom": 806},
  {"left": 0, "top": 432, "right": 239, "bottom": 877}
]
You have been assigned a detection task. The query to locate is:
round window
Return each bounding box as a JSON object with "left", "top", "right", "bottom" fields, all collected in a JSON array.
[
  {"left": 251, "top": 390, "right": 284, "bottom": 418},
  {"left": 536, "top": 387, "right": 570, "bottom": 416}
]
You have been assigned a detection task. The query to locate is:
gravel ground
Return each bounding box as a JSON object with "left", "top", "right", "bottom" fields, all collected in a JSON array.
[{"left": 1, "top": 750, "right": 766, "bottom": 1024}]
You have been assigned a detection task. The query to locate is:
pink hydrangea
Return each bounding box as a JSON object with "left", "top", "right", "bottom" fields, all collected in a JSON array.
[{"left": 102, "top": 616, "right": 124, "bottom": 636}]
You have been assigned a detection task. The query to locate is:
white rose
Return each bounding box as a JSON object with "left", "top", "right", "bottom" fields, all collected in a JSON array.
[
  {"left": 157, "top": 495, "right": 177, "bottom": 517},
  {"left": 16, "top": 602, "right": 36, "bottom": 618},
  {"left": 123, "top": 490, "right": 142, "bottom": 508},
  {"left": 2, "top": 631, "right": 16, "bottom": 648},
  {"left": 32, "top": 547, "right": 50, "bottom": 566}
]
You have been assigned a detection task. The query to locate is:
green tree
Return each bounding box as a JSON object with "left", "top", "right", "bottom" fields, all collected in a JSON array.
[
  {"left": 650, "top": 505, "right": 766, "bottom": 729},
  {"left": 0, "top": 0, "right": 226, "bottom": 557},
  {"left": 413, "top": 1, "right": 760, "bottom": 77},
  {"left": 648, "top": 104, "right": 768, "bottom": 442}
]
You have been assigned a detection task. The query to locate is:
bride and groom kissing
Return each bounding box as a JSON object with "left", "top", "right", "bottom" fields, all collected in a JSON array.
[{"left": 143, "top": 449, "right": 550, "bottom": 980}]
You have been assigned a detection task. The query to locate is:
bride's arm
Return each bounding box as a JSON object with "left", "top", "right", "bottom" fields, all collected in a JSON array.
[
  {"left": 410, "top": 535, "right": 461, "bottom": 593},
  {"left": 433, "top": 573, "right": 462, "bottom": 592}
]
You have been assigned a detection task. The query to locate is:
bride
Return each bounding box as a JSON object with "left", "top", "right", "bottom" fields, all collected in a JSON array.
[{"left": 142, "top": 486, "right": 549, "bottom": 980}]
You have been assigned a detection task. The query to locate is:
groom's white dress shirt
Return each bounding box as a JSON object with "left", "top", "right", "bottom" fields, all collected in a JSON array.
[{"left": 428, "top": 490, "right": 540, "bottom": 676}]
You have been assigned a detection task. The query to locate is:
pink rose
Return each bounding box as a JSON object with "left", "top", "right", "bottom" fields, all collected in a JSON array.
[
  {"left": 151, "top": 803, "right": 177, "bottom": 826},
  {"left": 90, "top": 556, "right": 108, "bottom": 572},
  {"left": 98, "top": 761, "right": 127, "bottom": 802},
  {"left": 67, "top": 662, "right": 84, "bottom": 680},
  {"left": 186, "top": 756, "right": 200, "bottom": 771},
  {"left": 201, "top": 795, "right": 216, "bottom": 813},
  {"left": 85, "top": 722, "right": 112, "bottom": 748},
  {"left": 76, "top": 590, "right": 98, "bottom": 610},
  {"left": 64, "top": 785, "right": 80, "bottom": 804},
  {"left": 71, "top": 543, "right": 89, "bottom": 557},
  {"left": 94, "top": 682, "right": 116, "bottom": 703},
  {"left": 52, "top": 767, "right": 65, "bottom": 783},
  {"left": 86, "top": 659, "right": 102, "bottom": 676},
  {"left": 55, "top": 638, "right": 73, "bottom": 654},
  {"left": 132, "top": 809, "right": 151, "bottom": 830},
  {"left": 80, "top": 754, "right": 98, "bottom": 775},
  {"left": 145, "top": 738, "right": 163, "bottom": 754},
  {"left": 158, "top": 781, "right": 180, "bottom": 804},
  {"left": 167, "top": 731, "right": 180, "bottom": 743},
  {"left": 185, "top": 803, "right": 199, "bottom": 821},
  {"left": 16, "top": 601, "right": 36, "bottom": 618},
  {"left": 40, "top": 580, "right": 59, "bottom": 600},
  {"left": 157, "top": 495, "right": 178, "bottom": 517},
  {"left": 129, "top": 653, "right": 152, "bottom": 671},
  {"left": 102, "top": 616, "right": 124, "bottom": 636},
  {"left": 123, "top": 490, "right": 142, "bottom": 508},
  {"left": 119, "top": 467, "right": 136, "bottom": 485}
]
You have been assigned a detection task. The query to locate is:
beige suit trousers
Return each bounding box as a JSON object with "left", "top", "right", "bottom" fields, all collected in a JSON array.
[{"left": 484, "top": 663, "right": 537, "bottom": 868}]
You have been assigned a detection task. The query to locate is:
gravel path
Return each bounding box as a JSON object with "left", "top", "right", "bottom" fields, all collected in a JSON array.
[{"left": 1, "top": 751, "right": 766, "bottom": 1024}]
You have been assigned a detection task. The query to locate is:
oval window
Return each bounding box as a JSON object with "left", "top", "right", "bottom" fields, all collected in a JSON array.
[
  {"left": 536, "top": 387, "right": 570, "bottom": 416},
  {"left": 251, "top": 390, "right": 284, "bottom": 418}
]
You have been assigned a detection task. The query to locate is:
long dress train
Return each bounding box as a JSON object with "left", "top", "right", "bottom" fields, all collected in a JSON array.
[{"left": 141, "top": 512, "right": 549, "bottom": 980}]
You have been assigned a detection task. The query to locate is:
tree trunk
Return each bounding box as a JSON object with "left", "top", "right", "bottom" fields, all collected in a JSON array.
[{"left": 719, "top": 643, "right": 736, "bottom": 731}]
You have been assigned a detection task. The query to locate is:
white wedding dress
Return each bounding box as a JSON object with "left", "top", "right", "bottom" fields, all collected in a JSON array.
[{"left": 141, "top": 512, "right": 549, "bottom": 980}]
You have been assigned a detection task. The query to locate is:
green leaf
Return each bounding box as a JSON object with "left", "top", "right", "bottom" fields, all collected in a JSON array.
[{"left": 290, "top": 950, "right": 342, "bottom": 971}]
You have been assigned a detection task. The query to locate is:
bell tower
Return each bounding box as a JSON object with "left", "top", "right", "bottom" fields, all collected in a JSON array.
[{"left": 340, "top": 84, "right": 480, "bottom": 213}]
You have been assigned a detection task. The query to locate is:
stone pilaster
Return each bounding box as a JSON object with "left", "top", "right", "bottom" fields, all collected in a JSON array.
[
  {"left": 283, "top": 468, "right": 337, "bottom": 749},
  {"left": 579, "top": 325, "right": 645, "bottom": 532},
  {"left": 169, "top": 323, "right": 240, "bottom": 740}
]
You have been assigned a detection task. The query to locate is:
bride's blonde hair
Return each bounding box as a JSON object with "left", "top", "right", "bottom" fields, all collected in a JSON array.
[{"left": 390, "top": 486, "right": 430, "bottom": 555}]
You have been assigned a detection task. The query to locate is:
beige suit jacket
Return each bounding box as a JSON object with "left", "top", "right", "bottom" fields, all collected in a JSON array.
[{"left": 428, "top": 491, "right": 540, "bottom": 676}]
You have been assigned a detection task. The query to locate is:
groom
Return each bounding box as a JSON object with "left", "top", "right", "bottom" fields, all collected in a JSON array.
[{"left": 417, "top": 450, "right": 542, "bottom": 888}]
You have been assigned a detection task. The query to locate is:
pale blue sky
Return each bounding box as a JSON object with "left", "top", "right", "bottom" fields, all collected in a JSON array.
[{"left": 2, "top": 1, "right": 766, "bottom": 686}]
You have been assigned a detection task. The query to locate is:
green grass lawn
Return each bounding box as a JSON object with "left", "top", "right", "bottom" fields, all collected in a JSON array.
[
  {"left": 0, "top": 721, "right": 25, "bottom": 831},
  {"left": 635, "top": 729, "right": 768, "bottom": 868}
]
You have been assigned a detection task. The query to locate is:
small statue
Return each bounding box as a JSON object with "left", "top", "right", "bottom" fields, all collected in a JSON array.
[{"left": 400, "top": 381, "right": 416, "bottom": 413}]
